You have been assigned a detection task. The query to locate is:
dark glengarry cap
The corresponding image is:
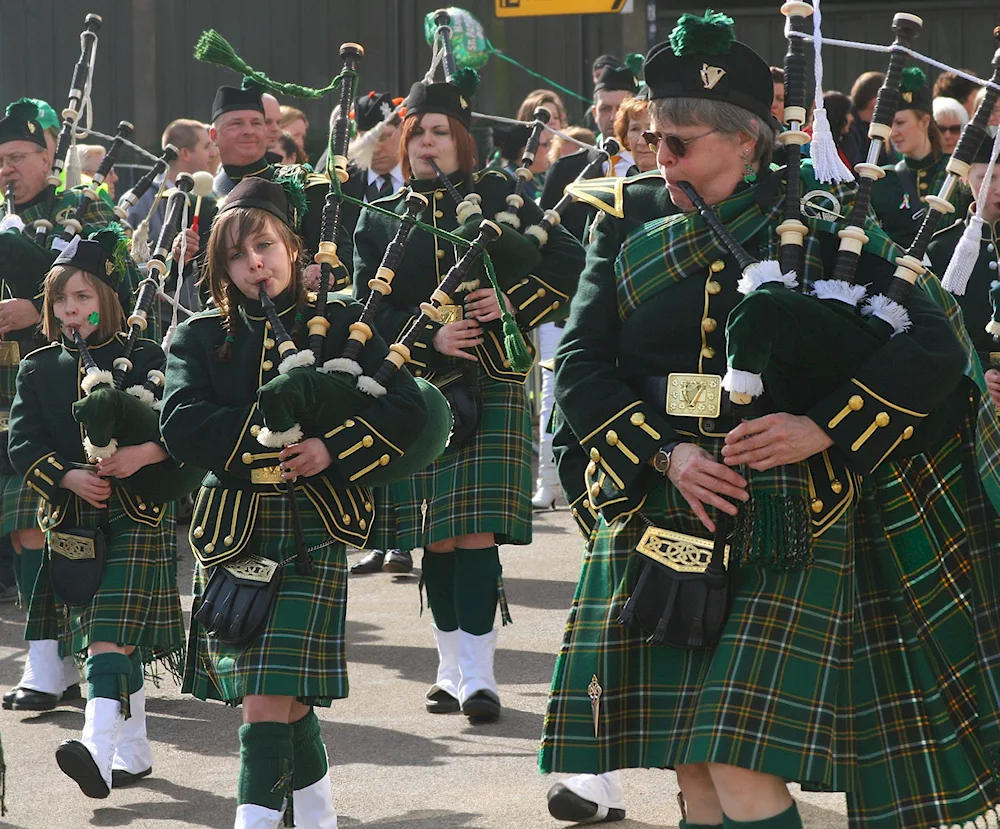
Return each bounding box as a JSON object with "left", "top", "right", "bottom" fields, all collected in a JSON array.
[
  {"left": 898, "top": 67, "right": 933, "bottom": 115},
  {"left": 0, "top": 99, "right": 50, "bottom": 149},
  {"left": 406, "top": 68, "right": 480, "bottom": 129},
  {"left": 53, "top": 223, "right": 137, "bottom": 310},
  {"left": 218, "top": 175, "right": 294, "bottom": 229},
  {"left": 644, "top": 10, "right": 779, "bottom": 130},
  {"left": 212, "top": 85, "right": 265, "bottom": 122},
  {"left": 593, "top": 64, "right": 639, "bottom": 95},
  {"left": 355, "top": 91, "right": 399, "bottom": 132}
]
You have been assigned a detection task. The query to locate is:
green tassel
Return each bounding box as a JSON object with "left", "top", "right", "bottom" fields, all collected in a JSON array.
[
  {"left": 669, "top": 9, "right": 736, "bottom": 57},
  {"left": 194, "top": 28, "right": 351, "bottom": 100},
  {"left": 481, "top": 252, "right": 532, "bottom": 372},
  {"left": 624, "top": 52, "right": 645, "bottom": 77},
  {"left": 900, "top": 66, "right": 927, "bottom": 94}
]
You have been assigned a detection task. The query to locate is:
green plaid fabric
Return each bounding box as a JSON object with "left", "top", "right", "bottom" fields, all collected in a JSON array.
[
  {"left": 540, "top": 418, "right": 1000, "bottom": 827},
  {"left": 0, "top": 473, "right": 37, "bottom": 535},
  {"left": 391, "top": 369, "right": 532, "bottom": 549},
  {"left": 363, "top": 485, "right": 403, "bottom": 551},
  {"left": 615, "top": 174, "right": 887, "bottom": 322},
  {"left": 25, "top": 495, "right": 184, "bottom": 666},
  {"left": 183, "top": 492, "right": 349, "bottom": 707}
]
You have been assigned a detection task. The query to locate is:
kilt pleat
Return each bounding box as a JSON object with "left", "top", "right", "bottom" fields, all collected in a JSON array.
[
  {"left": 0, "top": 472, "right": 39, "bottom": 536},
  {"left": 25, "top": 497, "right": 185, "bottom": 668},
  {"left": 540, "top": 425, "right": 1000, "bottom": 829},
  {"left": 391, "top": 370, "right": 532, "bottom": 548},
  {"left": 183, "top": 492, "right": 348, "bottom": 707}
]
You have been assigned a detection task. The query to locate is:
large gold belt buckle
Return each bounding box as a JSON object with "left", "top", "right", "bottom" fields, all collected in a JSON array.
[
  {"left": 48, "top": 531, "right": 96, "bottom": 560},
  {"left": 665, "top": 372, "right": 722, "bottom": 418},
  {"left": 0, "top": 341, "right": 20, "bottom": 366},
  {"left": 223, "top": 553, "right": 280, "bottom": 583},
  {"left": 636, "top": 526, "right": 728, "bottom": 573},
  {"left": 437, "top": 304, "right": 464, "bottom": 325},
  {"left": 990, "top": 352, "right": 1000, "bottom": 370},
  {"left": 251, "top": 465, "right": 283, "bottom": 485}
]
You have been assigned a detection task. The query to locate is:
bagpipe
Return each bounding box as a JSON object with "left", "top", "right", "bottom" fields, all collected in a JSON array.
[
  {"left": 30, "top": 13, "right": 102, "bottom": 248},
  {"left": 71, "top": 176, "right": 206, "bottom": 504},
  {"left": 113, "top": 142, "right": 178, "bottom": 242}
]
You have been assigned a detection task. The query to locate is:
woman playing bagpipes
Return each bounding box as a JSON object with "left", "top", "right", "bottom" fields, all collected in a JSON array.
[
  {"left": 352, "top": 71, "right": 585, "bottom": 724},
  {"left": 540, "top": 10, "right": 1000, "bottom": 829},
  {"left": 159, "top": 176, "right": 428, "bottom": 829},
  {"left": 6, "top": 225, "right": 185, "bottom": 801}
]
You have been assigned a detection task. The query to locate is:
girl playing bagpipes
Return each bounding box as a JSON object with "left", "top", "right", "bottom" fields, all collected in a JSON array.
[
  {"left": 159, "top": 176, "right": 428, "bottom": 829},
  {"left": 352, "top": 70, "right": 585, "bottom": 724},
  {"left": 5, "top": 225, "right": 185, "bottom": 802}
]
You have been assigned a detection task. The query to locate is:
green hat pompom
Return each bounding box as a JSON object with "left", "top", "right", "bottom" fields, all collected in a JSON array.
[
  {"left": 624, "top": 53, "right": 645, "bottom": 77},
  {"left": 89, "top": 222, "right": 131, "bottom": 286},
  {"left": 270, "top": 168, "right": 308, "bottom": 230},
  {"left": 900, "top": 66, "right": 927, "bottom": 94},
  {"left": 669, "top": 9, "right": 736, "bottom": 57},
  {"left": 5, "top": 97, "right": 58, "bottom": 132},
  {"left": 453, "top": 67, "right": 480, "bottom": 101}
]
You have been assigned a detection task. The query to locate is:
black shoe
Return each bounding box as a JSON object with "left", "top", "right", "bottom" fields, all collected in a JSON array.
[
  {"left": 350, "top": 549, "right": 386, "bottom": 574},
  {"left": 425, "top": 685, "right": 461, "bottom": 714},
  {"left": 547, "top": 782, "right": 627, "bottom": 823},
  {"left": 461, "top": 690, "right": 501, "bottom": 723},
  {"left": 112, "top": 767, "right": 153, "bottom": 787},
  {"left": 56, "top": 740, "right": 110, "bottom": 799},
  {"left": 382, "top": 549, "right": 413, "bottom": 574},
  {"left": 10, "top": 687, "right": 60, "bottom": 711},
  {"left": 4, "top": 682, "right": 82, "bottom": 711}
]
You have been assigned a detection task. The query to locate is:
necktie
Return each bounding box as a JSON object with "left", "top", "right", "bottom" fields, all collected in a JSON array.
[{"left": 366, "top": 174, "right": 393, "bottom": 202}]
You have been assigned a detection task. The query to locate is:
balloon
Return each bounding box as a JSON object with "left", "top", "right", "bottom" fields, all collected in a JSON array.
[{"left": 424, "top": 7, "right": 490, "bottom": 71}]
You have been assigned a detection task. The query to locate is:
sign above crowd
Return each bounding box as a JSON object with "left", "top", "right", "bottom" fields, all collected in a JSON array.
[{"left": 495, "top": 0, "right": 629, "bottom": 18}]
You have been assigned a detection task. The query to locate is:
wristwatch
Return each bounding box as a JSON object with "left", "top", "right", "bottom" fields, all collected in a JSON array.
[{"left": 652, "top": 441, "right": 680, "bottom": 475}]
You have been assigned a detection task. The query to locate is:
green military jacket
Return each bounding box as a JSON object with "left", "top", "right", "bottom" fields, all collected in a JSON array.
[
  {"left": 869, "top": 152, "right": 971, "bottom": 248},
  {"left": 927, "top": 212, "right": 1000, "bottom": 370},
  {"left": 555, "top": 165, "right": 967, "bottom": 535},
  {"left": 160, "top": 289, "right": 427, "bottom": 566},
  {"left": 217, "top": 158, "right": 352, "bottom": 291},
  {"left": 352, "top": 168, "right": 586, "bottom": 385},
  {"left": 7, "top": 333, "right": 171, "bottom": 528}
]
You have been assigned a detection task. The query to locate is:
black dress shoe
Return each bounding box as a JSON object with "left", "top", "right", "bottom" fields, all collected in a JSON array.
[
  {"left": 461, "top": 690, "right": 501, "bottom": 723},
  {"left": 425, "top": 685, "right": 461, "bottom": 714},
  {"left": 10, "top": 687, "right": 60, "bottom": 711},
  {"left": 3, "top": 682, "right": 80, "bottom": 710},
  {"left": 382, "top": 549, "right": 413, "bottom": 574},
  {"left": 547, "top": 782, "right": 626, "bottom": 823},
  {"left": 56, "top": 740, "right": 110, "bottom": 799},
  {"left": 350, "top": 549, "right": 386, "bottom": 574},
  {"left": 112, "top": 767, "right": 153, "bottom": 787}
]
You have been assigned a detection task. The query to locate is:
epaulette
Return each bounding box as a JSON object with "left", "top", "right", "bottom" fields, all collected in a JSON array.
[
  {"left": 930, "top": 215, "right": 965, "bottom": 240},
  {"left": 305, "top": 290, "right": 350, "bottom": 308},
  {"left": 566, "top": 176, "right": 624, "bottom": 218},
  {"left": 305, "top": 171, "right": 330, "bottom": 189},
  {"left": 474, "top": 169, "right": 511, "bottom": 185},
  {"left": 22, "top": 341, "right": 60, "bottom": 361},
  {"left": 188, "top": 308, "right": 223, "bottom": 323}
]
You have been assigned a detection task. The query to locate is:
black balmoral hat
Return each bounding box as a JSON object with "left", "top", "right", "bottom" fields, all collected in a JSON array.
[
  {"left": 0, "top": 99, "right": 48, "bottom": 149},
  {"left": 355, "top": 91, "right": 398, "bottom": 132},
  {"left": 218, "top": 176, "right": 294, "bottom": 229},
  {"left": 406, "top": 69, "right": 480, "bottom": 129},
  {"left": 212, "top": 85, "right": 265, "bottom": 122}
]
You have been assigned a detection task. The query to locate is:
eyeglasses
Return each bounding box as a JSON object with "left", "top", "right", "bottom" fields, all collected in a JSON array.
[
  {"left": 0, "top": 149, "right": 44, "bottom": 169},
  {"left": 641, "top": 129, "right": 717, "bottom": 158},
  {"left": 936, "top": 124, "right": 962, "bottom": 135}
]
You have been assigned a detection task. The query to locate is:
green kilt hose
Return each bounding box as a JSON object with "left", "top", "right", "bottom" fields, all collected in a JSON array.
[
  {"left": 25, "top": 495, "right": 184, "bottom": 668},
  {"left": 183, "top": 493, "right": 349, "bottom": 707},
  {"left": 393, "top": 369, "right": 532, "bottom": 549}
]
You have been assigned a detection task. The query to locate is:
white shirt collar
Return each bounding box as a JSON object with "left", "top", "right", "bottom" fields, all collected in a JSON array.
[{"left": 367, "top": 164, "right": 404, "bottom": 191}]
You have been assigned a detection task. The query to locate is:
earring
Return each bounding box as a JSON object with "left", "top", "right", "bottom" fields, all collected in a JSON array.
[{"left": 742, "top": 154, "right": 757, "bottom": 185}]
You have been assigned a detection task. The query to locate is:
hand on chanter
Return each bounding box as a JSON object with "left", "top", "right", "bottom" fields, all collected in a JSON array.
[
  {"left": 97, "top": 442, "right": 168, "bottom": 480},
  {"left": 464, "top": 287, "right": 514, "bottom": 324},
  {"left": 664, "top": 442, "right": 748, "bottom": 533},
  {"left": 280, "top": 438, "right": 332, "bottom": 480},
  {"left": 722, "top": 413, "right": 833, "bottom": 470},
  {"left": 432, "top": 319, "right": 482, "bottom": 361},
  {"left": 60, "top": 468, "right": 112, "bottom": 509}
]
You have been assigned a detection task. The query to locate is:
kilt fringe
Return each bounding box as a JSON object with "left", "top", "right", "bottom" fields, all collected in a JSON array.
[{"left": 140, "top": 644, "right": 186, "bottom": 689}]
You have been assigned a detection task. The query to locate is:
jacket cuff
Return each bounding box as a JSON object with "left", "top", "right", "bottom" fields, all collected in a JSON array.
[
  {"left": 476, "top": 323, "right": 536, "bottom": 383},
  {"left": 402, "top": 314, "right": 444, "bottom": 380},
  {"left": 508, "top": 274, "right": 569, "bottom": 329},
  {"left": 578, "top": 401, "right": 670, "bottom": 502},
  {"left": 568, "top": 490, "right": 597, "bottom": 541},
  {"left": 23, "top": 452, "right": 70, "bottom": 502},
  {"left": 323, "top": 415, "right": 405, "bottom": 485},
  {"left": 223, "top": 404, "right": 278, "bottom": 480},
  {"left": 809, "top": 378, "right": 926, "bottom": 474}
]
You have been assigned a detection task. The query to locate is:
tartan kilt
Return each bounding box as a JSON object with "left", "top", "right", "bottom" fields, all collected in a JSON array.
[
  {"left": 183, "top": 492, "right": 348, "bottom": 707},
  {"left": 25, "top": 496, "right": 184, "bottom": 665},
  {"left": 392, "top": 369, "right": 532, "bottom": 548},
  {"left": 0, "top": 472, "right": 38, "bottom": 536},
  {"left": 363, "top": 484, "right": 403, "bottom": 551},
  {"left": 540, "top": 427, "right": 1000, "bottom": 829}
]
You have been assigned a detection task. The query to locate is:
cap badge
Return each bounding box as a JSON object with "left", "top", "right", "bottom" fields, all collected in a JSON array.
[
  {"left": 26, "top": 121, "right": 36, "bottom": 134},
  {"left": 700, "top": 64, "right": 726, "bottom": 91},
  {"left": 105, "top": 259, "right": 115, "bottom": 277},
  {"left": 901, "top": 90, "right": 913, "bottom": 103},
  {"left": 380, "top": 101, "right": 393, "bottom": 120},
  {"left": 459, "top": 96, "right": 469, "bottom": 110}
]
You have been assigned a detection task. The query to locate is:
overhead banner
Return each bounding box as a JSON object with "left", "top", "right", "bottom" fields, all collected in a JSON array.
[{"left": 495, "top": 0, "right": 628, "bottom": 17}]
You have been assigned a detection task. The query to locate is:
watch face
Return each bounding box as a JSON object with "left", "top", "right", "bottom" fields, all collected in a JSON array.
[{"left": 654, "top": 450, "right": 669, "bottom": 473}]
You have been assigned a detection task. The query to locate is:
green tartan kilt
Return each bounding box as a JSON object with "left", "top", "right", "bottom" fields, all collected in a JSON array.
[
  {"left": 540, "top": 430, "right": 1000, "bottom": 829},
  {"left": 362, "top": 484, "right": 402, "bottom": 551},
  {"left": 0, "top": 472, "right": 39, "bottom": 536},
  {"left": 183, "top": 492, "right": 348, "bottom": 707},
  {"left": 25, "top": 496, "right": 184, "bottom": 665},
  {"left": 391, "top": 370, "right": 532, "bottom": 549}
]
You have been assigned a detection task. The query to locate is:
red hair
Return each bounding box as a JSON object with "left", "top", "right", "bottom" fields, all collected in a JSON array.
[{"left": 399, "top": 113, "right": 478, "bottom": 180}]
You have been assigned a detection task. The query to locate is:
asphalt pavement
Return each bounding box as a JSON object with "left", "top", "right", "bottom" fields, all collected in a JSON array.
[{"left": 0, "top": 508, "right": 849, "bottom": 828}]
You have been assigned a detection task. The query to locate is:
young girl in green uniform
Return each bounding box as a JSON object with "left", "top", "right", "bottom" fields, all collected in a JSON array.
[
  {"left": 160, "top": 176, "right": 427, "bottom": 829},
  {"left": 6, "top": 227, "right": 185, "bottom": 800}
]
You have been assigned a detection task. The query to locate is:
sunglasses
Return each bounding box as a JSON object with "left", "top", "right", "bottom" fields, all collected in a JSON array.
[
  {"left": 641, "top": 129, "right": 717, "bottom": 158},
  {"left": 937, "top": 124, "right": 962, "bottom": 135}
]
